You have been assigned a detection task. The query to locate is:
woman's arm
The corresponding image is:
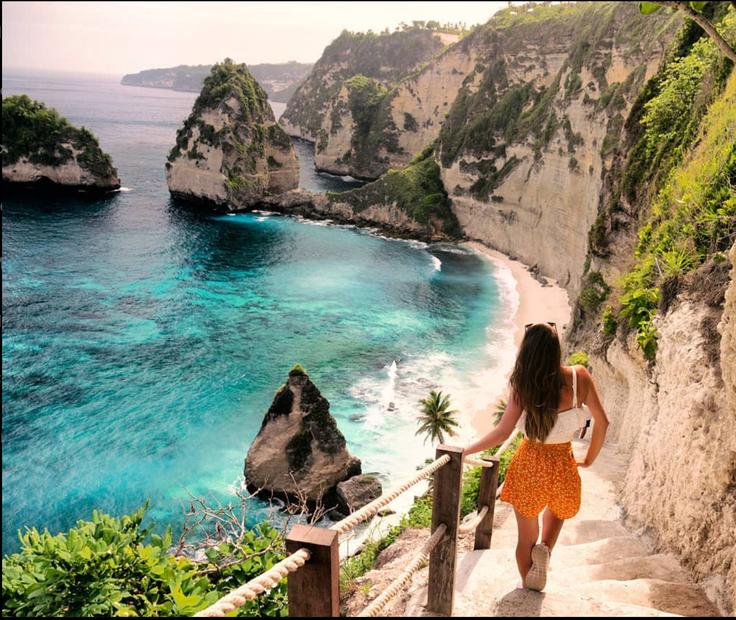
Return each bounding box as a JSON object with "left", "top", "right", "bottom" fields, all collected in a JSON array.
[
  {"left": 577, "top": 367, "right": 609, "bottom": 467},
  {"left": 463, "top": 390, "right": 523, "bottom": 457}
]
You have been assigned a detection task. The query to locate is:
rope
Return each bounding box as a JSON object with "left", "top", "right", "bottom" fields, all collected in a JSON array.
[
  {"left": 458, "top": 505, "right": 489, "bottom": 535},
  {"left": 358, "top": 524, "right": 447, "bottom": 617},
  {"left": 464, "top": 457, "right": 495, "bottom": 468},
  {"left": 329, "top": 454, "right": 451, "bottom": 535},
  {"left": 194, "top": 547, "right": 311, "bottom": 617}
]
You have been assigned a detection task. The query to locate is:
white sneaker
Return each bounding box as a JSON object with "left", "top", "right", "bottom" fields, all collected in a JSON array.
[{"left": 525, "top": 543, "right": 550, "bottom": 591}]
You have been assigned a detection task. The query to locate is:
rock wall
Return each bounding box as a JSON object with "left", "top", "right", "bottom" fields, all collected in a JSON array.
[{"left": 589, "top": 248, "right": 736, "bottom": 614}]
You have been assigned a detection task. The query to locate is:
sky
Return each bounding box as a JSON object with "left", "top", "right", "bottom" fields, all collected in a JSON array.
[{"left": 3, "top": 1, "right": 512, "bottom": 76}]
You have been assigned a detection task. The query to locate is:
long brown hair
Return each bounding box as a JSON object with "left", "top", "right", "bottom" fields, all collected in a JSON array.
[{"left": 509, "top": 323, "right": 565, "bottom": 443}]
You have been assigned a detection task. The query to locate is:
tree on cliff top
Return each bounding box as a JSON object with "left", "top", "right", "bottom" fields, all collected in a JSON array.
[{"left": 639, "top": 1, "right": 736, "bottom": 62}]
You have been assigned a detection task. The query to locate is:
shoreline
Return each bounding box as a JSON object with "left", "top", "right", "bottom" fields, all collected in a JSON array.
[{"left": 463, "top": 240, "right": 572, "bottom": 438}]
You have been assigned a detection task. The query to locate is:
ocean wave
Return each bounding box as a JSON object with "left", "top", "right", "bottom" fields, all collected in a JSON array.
[
  {"left": 431, "top": 255, "right": 442, "bottom": 271},
  {"left": 115, "top": 187, "right": 133, "bottom": 193}
]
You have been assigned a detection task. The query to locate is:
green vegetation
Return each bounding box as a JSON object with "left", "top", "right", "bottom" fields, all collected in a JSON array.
[
  {"left": 415, "top": 390, "right": 460, "bottom": 445},
  {"left": 328, "top": 146, "right": 462, "bottom": 237},
  {"left": 579, "top": 271, "right": 611, "bottom": 314},
  {"left": 1, "top": 95, "right": 116, "bottom": 178},
  {"left": 567, "top": 351, "right": 590, "bottom": 367},
  {"left": 1, "top": 505, "right": 287, "bottom": 617},
  {"left": 612, "top": 13, "right": 735, "bottom": 360}
]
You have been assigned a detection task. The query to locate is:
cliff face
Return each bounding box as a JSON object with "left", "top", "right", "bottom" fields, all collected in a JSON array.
[
  {"left": 1, "top": 95, "right": 120, "bottom": 192},
  {"left": 245, "top": 366, "right": 361, "bottom": 504},
  {"left": 166, "top": 59, "right": 299, "bottom": 210},
  {"left": 436, "top": 2, "right": 680, "bottom": 298},
  {"left": 280, "top": 27, "right": 455, "bottom": 178}
]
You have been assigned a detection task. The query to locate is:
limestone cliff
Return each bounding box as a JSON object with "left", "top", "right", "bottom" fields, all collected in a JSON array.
[
  {"left": 2, "top": 95, "right": 120, "bottom": 193},
  {"left": 166, "top": 59, "right": 298, "bottom": 210},
  {"left": 280, "top": 26, "right": 457, "bottom": 178},
  {"left": 244, "top": 366, "right": 361, "bottom": 505},
  {"left": 566, "top": 11, "right": 736, "bottom": 612}
]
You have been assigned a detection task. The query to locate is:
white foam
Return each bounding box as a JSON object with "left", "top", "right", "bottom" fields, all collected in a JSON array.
[
  {"left": 431, "top": 255, "right": 442, "bottom": 271},
  {"left": 115, "top": 187, "right": 132, "bottom": 192}
]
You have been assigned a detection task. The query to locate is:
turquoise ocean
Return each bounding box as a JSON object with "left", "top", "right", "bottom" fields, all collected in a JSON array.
[{"left": 1, "top": 71, "right": 517, "bottom": 553}]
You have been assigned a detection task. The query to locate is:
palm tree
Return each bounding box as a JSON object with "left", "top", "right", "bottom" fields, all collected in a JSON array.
[
  {"left": 416, "top": 390, "right": 460, "bottom": 445},
  {"left": 493, "top": 398, "right": 508, "bottom": 424}
]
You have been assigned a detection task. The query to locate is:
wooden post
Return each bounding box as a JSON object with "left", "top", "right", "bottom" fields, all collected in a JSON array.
[
  {"left": 427, "top": 444, "right": 463, "bottom": 616},
  {"left": 474, "top": 456, "right": 500, "bottom": 550},
  {"left": 285, "top": 524, "right": 339, "bottom": 617}
]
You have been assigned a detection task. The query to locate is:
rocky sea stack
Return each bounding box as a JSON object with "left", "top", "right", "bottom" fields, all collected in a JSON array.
[
  {"left": 166, "top": 58, "right": 299, "bottom": 210},
  {"left": 1, "top": 95, "right": 120, "bottom": 193},
  {"left": 245, "top": 366, "right": 378, "bottom": 512}
]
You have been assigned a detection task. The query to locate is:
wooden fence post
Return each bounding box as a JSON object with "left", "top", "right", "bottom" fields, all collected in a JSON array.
[
  {"left": 427, "top": 444, "right": 463, "bottom": 616},
  {"left": 285, "top": 524, "right": 339, "bottom": 617},
  {"left": 474, "top": 456, "right": 500, "bottom": 550}
]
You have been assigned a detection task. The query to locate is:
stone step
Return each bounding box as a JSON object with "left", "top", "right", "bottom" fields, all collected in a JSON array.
[
  {"left": 548, "top": 554, "right": 691, "bottom": 589},
  {"left": 555, "top": 579, "right": 720, "bottom": 617},
  {"left": 482, "top": 588, "right": 681, "bottom": 617}
]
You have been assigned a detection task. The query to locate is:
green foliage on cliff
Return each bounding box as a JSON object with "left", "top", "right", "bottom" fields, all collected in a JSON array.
[
  {"left": 1, "top": 95, "right": 116, "bottom": 178},
  {"left": 601, "top": 11, "right": 736, "bottom": 360},
  {"left": 283, "top": 26, "right": 444, "bottom": 127},
  {"left": 168, "top": 59, "right": 291, "bottom": 166},
  {"left": 1, "top": 505, "right": 287, "bottom": 617},
  {"left": 327, "top": 146, "right": 461, "bottom": 237}
]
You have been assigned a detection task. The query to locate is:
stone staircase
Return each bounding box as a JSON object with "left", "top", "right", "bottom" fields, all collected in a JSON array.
[{"left": 405, "top": 438, "right": 720, "bottom": 617}]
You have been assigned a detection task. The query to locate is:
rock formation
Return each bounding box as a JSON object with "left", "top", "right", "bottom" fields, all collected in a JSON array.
[
  {"left": 245, "top": 365, "right": 361, "bottom": 505},
  {"left": 1, "top": 95, "right": 120, "bottom": 193},
  {"left": 166, "top": 58, "right": 299, "bottom": 210},
  {"left": 279, "top": 26, "right": 458, "bottom": 179},
  {"left": 260, "top": 146, "right": 460, "bottom": 241},
  {"left": 336, "top": 475, "right": 382, "bottom": 515}
]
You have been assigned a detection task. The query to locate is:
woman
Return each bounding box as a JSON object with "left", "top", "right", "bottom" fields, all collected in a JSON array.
[{"left": 463, "top": 323, "right": 609, "bottom": 591}]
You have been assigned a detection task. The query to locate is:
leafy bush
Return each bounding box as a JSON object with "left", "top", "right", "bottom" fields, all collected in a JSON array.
[
  {"left": 567, "top": 351, "right": 590, "bottom": 367},
  {"left": 602, "top": 305, "right": 617, "bottom": 337},
  {"left": 2, "top": 505, "right": 288, "bottom": 617}
]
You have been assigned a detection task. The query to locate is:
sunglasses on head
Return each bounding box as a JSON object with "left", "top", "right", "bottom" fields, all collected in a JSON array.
[{"left": 525, "top": 322, "right": 557, "bottom": 332}]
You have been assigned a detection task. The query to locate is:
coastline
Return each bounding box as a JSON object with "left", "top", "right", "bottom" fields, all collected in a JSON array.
[{"left": 464, "top": 240, "right": 572, "bottom": 438}]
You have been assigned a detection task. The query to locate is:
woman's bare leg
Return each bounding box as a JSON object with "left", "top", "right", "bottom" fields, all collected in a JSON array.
[
  {"left": 541, "top": 507, "right": 565, "bottom": 552},
  {"left": 513, "top": 508, "right": 539, "bottom": 581}
]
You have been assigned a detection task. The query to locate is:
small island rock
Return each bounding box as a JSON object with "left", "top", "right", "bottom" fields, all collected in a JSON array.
[
  {"left": 1, "top": 95, "right": 120, "bottom": 193},
  {"left": 166, "top": 58, "right": 299, "bottom": 210},
  {"left": 245, "top": 365, "right": 361, "bottom": 504},
  {"left": 336, "top": 475, "right": 383, "bottom": 515}
]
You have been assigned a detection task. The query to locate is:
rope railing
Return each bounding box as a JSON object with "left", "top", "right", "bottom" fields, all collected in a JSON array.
[
  {"left": 464, "top": 457, "right": 495, "bottom": 468},
  {"left": 329, "top": 454, "right": 451, "bottom": 535},
  {"left": 358, "top": 523, "right": 448, "bottom": 617},
  {"left": 458, "top": 505, "right": 489, "bottom": 535},
  {"left": 194, "top": 547, "right": 311, "bottom": 617},
  {"left": 194, "top": 453, "right": 453, "bottom": 617}
]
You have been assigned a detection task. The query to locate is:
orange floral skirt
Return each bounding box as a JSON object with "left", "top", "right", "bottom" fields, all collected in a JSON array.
[{"left": 500, "top": 438, "right": 581, "bottom": 519}]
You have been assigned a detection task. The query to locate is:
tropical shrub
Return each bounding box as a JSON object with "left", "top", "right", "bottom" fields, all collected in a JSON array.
[{"left": 2, "top": 505, "right": 288, "bottom": 617}]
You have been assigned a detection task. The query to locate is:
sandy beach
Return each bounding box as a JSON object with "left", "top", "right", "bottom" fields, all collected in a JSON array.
[{"left": 464, "top": 241, "right": 573, "bottom": 437}]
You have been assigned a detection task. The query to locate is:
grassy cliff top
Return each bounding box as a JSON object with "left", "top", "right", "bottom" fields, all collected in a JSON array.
[
  {"left": 1, "top": 94, "right": 116, "bottom": 177},
  {"left": 192, "top": 58, "right": 272, "bottom": 122}
]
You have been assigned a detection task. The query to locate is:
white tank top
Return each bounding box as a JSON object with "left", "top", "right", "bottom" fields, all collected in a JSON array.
[{"left": 515, "top": 366, "right": 587, "bottom": 444}]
